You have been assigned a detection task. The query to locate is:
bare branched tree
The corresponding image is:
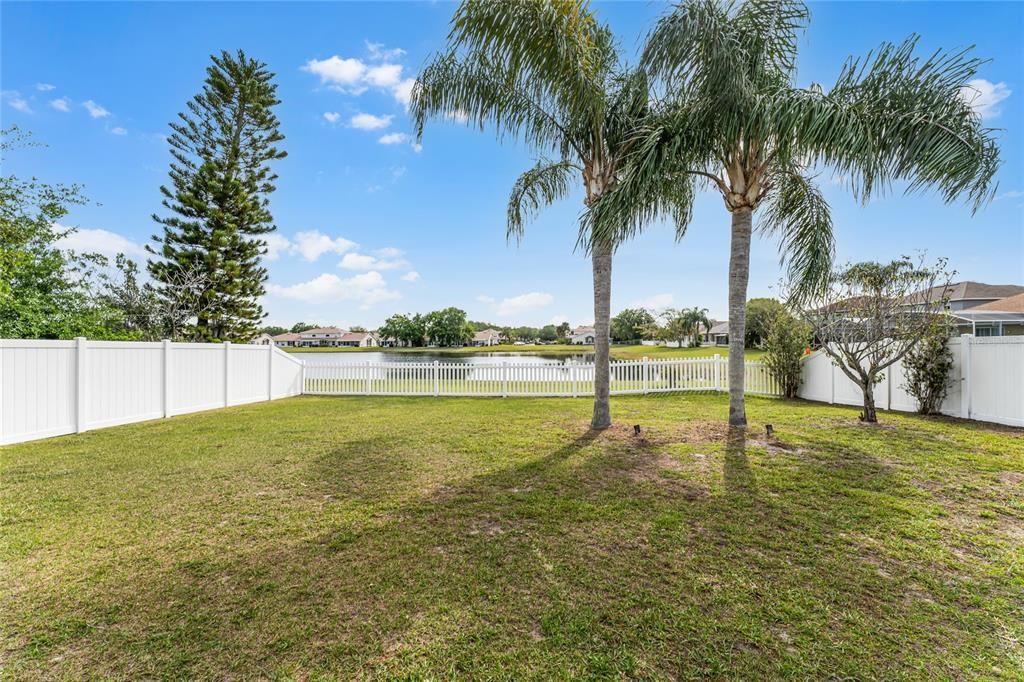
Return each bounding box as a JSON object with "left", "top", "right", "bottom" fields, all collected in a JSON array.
[{"left": 796, "top": 255, "right": 953, "bottom": 422}]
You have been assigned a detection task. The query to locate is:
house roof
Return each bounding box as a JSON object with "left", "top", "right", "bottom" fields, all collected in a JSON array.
[
  {"left": 951, "top": 311, "right": 1024, "bottom": 323},
  {"left": 709, "top": 321, "right": 729, "bottom": 335},
  {"left": 571, "top": 326, "right": 595, "bottom": 335},
  {"left": 472, "top": 328, "right": 501, "bottom": 340},
  {"left": 969, "top": 292, "right": 1024, "bottom": 313},
  {"left": 339, "top": 331, "right": 371, "bottom": 342},
  {"left": 904, "top": 281, "right": 1024, "bottom": 306},
  {"left": 272, "top": 332, "right": 301, "bottom": 341},
  {"left": 299, "top": 326, "right": 344, "bottom": 336}
]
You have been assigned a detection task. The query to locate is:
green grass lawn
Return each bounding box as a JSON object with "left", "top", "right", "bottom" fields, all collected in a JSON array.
[
  {"left": 2, "top": 394, "right": 1021, "bottom": 679},
  {"left": 287, "top": 343, "right": 761, "bottom": 360}
]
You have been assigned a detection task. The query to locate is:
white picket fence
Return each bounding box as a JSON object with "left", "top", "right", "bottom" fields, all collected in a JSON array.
[
  {"left": 798, "top": 335, "right": 1023, "bottom": 427},
  {"left": 303, "top": 356, "right": 781, "bottom": 398},
  {"left": 0, "top": 338, "right": 303, "bottom": 445}
]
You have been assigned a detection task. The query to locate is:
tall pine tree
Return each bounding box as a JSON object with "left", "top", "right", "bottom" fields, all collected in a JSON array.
[{"left": 148, "top": 50, "right": 286, "bottom": 342}]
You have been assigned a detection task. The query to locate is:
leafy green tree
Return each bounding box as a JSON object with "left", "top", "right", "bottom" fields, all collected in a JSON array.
[
  {"left": 555, "top": 321, "right": 571, "bottom": 342},
  {"left": 903, "top": 318, "right": 955, "bottom": 415},
  {"left": 592, "top": 0, "right": 1000, "bottom": 426},
  {"left": 763, "top": 310, "right": 810, "bottom": 399},
  {"left": 148, "top": 50, "right": 287, "bottom": 343},
  {"left": 412, "top": 0, "right": 691, "bottom": 428},
  {"left": 348, "top": 325, "right": 367, "bottom": 333},
  {"left": 290, "top": 322, "right": 317, "bottom": 333},
  {"left": 745, "top": 298, "right": 786, "bottom": 348},
  {"left": 539, "top": 325, "right": 558, "bottom": 342},
  {"left": 0, "top": 127, "right": 113, "bottom": 339},
  {"left": 611, "top": 308, "right": 656, "bottom": 343},
  {"left": 97, "top": 255, "right": 163, "bottom": 339},
  {"left": 658, "top": 308, "right": 691, "bottom": 347},
  {"left": 424, "top": 307, "right": 472, "bottom": 346},
  {"left": 260, "top": 325, "right": 288, "bottom": 336}
]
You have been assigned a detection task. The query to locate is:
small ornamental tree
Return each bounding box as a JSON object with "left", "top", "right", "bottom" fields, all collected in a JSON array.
[
  {"left": 763, "top": 310, "right": 810, "bottom": 399},
  {"left": 903, "top": 318, "right": 955, "bottom": 414},
  {"left": 798, "top": 256, "right": 952, "bottom": 423}
]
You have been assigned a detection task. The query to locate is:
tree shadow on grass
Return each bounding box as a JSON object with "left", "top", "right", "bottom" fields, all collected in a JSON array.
[{"left": 11, "top": 411, "right": 1017, "bottom": 679}]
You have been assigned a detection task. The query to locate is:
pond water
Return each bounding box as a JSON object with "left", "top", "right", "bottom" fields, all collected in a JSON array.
[{"left": 298, "top": 351, "right": 594, "bottom": 365}]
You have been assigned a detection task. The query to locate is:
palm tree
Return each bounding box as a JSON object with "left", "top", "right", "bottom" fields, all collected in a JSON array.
[
  {"left": 412, "top": 0, "right": 690, "bottom": 428},
  {"left": 682, "top": 306, "right": 710, "bottom": 347},
  {"left": 591, "top": 0, "right": 1000, "bottom": 427}
]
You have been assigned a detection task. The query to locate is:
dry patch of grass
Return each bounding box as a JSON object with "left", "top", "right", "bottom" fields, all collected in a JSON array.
[{"left": 1, "top": 394, "right": 1022, "bottom": 679}]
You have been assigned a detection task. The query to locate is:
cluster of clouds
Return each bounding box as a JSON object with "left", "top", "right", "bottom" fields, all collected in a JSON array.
[
  {"left": 476, "top": 292, "right": 555, "bottom": 318},
  {"left": 959, "top": 78, "right": 1011, "bottom": 120},
  {"left": 2, "top": 82, "right": 126, "bottom": 134},
  {"left": 305, "top": 41, "right": 425, "bottom": 153},
  {"left": 264, "top": 229, "right": 419, "bottom": 309}
]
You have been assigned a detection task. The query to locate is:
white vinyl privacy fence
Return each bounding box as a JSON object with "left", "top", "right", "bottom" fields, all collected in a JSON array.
[
  {"left": 303, "top": 356, "right": 781, "bottom": 398},
  {"left": 0, "top": 338, "right": 303, "bottom": 445},
  {"left": 798, "top": 335, "right": 1023, "bottom": 427}
]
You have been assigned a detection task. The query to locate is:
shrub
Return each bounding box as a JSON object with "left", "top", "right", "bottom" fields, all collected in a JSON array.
[
  {"left": 903, "top": 320, "right": 954, "bottom": 414},
  {"left": 763, "top": 312, "right": 810, "bottom": 399}
]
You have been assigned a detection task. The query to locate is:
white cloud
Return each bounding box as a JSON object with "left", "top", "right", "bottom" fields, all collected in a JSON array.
[
  {"left": 366, "top": 184, "right": 382, "bottom": 193},
  {"left": 49, "top": 97, "right": 70, "bottom": 112},
  {"left": 365, "top": 63, "right": 403, "bottom": 88},
  {"left": 3, "top": 91, "right": 32, "bottom": 113},
  {"left": 630, "top": 293, "right": 674, "bottom": 311},
  {"left": 339, "top": 252, "right": 409, "bottom": 271},
  {"left": 959, "top": 79, "right": 1011, "bottom": 120},
  {"left": 390, "top": 166, "right": 406, "bottom": 180},
  {"left": 303, "top": 56, "right": 367, "bottom": 91},
  {"left": 378, "top": 132, "right": 409, "bottom": 145},
  {"left": 365, "top": 41, "right": 406, "bottom": 62},
  {"left": 291, "top": 230, "right": 358, "bottom": 261},
  {"left": 400, "top": 271, "right": 420, "bottom": 282},
  {"left": 267, "top": 271, "right": 400, "bottom": 308},
  {"left": 393, "top": 78, "right": 416, "bottom": 107},
  {"left": 83, "top": 100, "right": 110, "bottom": 118},
  {"left": 375, "top": 247, "right": 403, "bottom": 258},
  {"left": 447, "top": 110, "right": 469, "bottom": 124},
  {"left": 995, "top": 190, "right": 1023, "bottom": 200},
  {"left": 56, "top": 226, "right": 145, "bottom": 257},
  {"left": 350, "top": 112, "right": 392, "bottom": 130},
  {"left": 411, "top": 142, "right": 423, "bottom": 154},
  {"left": 549, "top": 314, "right": 569, "bottom": 326},
  {"left": 110, "top": 126, "right": 127, "bottom": 135},
  {"left": 303, "top": 48, "right": 412, "bottom": 105},
  {"left": 36, "top": 83, "right": 56, "bottom": 91},
  {"left": 263, "top": 233, "right": 292, "bottom": 261},
  {"left": 323, "top": 111, "right": 341, "bottom": 124},
  {"left": 480, "top": 292, "right": 555, "bottom": 317}
]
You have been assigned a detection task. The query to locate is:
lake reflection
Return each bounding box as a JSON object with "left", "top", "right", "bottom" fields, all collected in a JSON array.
[{"left": 298, "top": 351, "right": 594, "bottom": 365}]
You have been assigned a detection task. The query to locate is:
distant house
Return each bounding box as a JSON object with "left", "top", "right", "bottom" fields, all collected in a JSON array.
[
  {"left": 470, "top": 328, "right": 502, "bottom": 346},
  {"left": 569, "top": 325, "right": 596, "bottom": 345},
  {"left": 337, "top": 331, "right": 377, "bottom": 347},
  {"left": 296, "top": 327, "right": 345, "bottom": 347},
  {"left": 903, "top": 281, "right": 1024, "bottom": 337},
  {"left": 949, "top": 293, "right": 1024, "bottom": 337},
  {"left": 903, "top": 281, "right": 1024, "bottom": 311},
  {"left": 254, "top": 333, "right": 275, "bottom": 345},
  {"left": 270, "top": 332, "right": 300, "bottom": 347},
  {"left": 708, "top": 321, "right": 729, "bottom": 346}
]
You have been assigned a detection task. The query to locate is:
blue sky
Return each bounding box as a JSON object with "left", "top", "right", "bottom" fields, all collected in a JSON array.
[{"left": 2, "top": 1, "right": 1021, "bottom": 329}]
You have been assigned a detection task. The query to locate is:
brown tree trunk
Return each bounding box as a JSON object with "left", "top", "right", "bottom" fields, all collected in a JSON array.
[
  {"left": 591, "top": 239, "right": 613, "bottom": 429},
  {"left": 861, "top": 385, "right": 878, "bottom": 423},
  {"left": 727, "top": 208, "right": 753, "bottom": 427}
]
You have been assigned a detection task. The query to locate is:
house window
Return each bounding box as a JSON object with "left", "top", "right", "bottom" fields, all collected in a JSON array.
[{"left": 975, "top": 323, "right": 1000, "bottom": 337}]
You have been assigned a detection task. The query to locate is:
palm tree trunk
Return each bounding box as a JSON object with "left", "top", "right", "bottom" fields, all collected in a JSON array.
[
  {"left": 591, "top": 239, "right": 613, "bottom": 429},
  {"left": 727, "top": 208, "right": 753, "bottom": 427}
]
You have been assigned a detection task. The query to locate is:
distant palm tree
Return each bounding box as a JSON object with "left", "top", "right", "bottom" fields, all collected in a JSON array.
[
  {"left": 592, "top": 0, "right": 1000, "bottom": 427},
  {"left": 412, "top": 0, "right": 691, "bottom": 428},
  {"left": 682, "top": 306, "right": 710, "bottom": 347}
]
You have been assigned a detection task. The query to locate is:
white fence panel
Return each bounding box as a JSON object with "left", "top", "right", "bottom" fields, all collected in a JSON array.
[
  {"left": 1, "top": 339, "right": 306, "bottom": 445},
  {"left": 168, "top": 343, "right": 226, "bottom": 416},
  {"left": 86, "top": 341, "right": 164, "bottom": 429},
  {"left": 0, "top": 340, "right": 77, "bottom": 444},
  {"left": 797, "top": 335, "right": 1023, "bottom": 427}
]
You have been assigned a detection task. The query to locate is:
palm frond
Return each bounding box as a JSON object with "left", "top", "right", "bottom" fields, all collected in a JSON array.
[
  {"left": 759, "top": 170, "right": 834, "bottom": 303},
  {"left": 507, "top": 159, "right": 580, "bottom": 243}
]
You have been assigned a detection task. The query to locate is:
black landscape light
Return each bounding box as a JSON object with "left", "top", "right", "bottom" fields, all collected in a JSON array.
[
  {"left": 765, "top": 424, "right": 774, "bottom": 437},
  {"left": 634, "top": 424, "right": 641, "bottom": 436}
]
